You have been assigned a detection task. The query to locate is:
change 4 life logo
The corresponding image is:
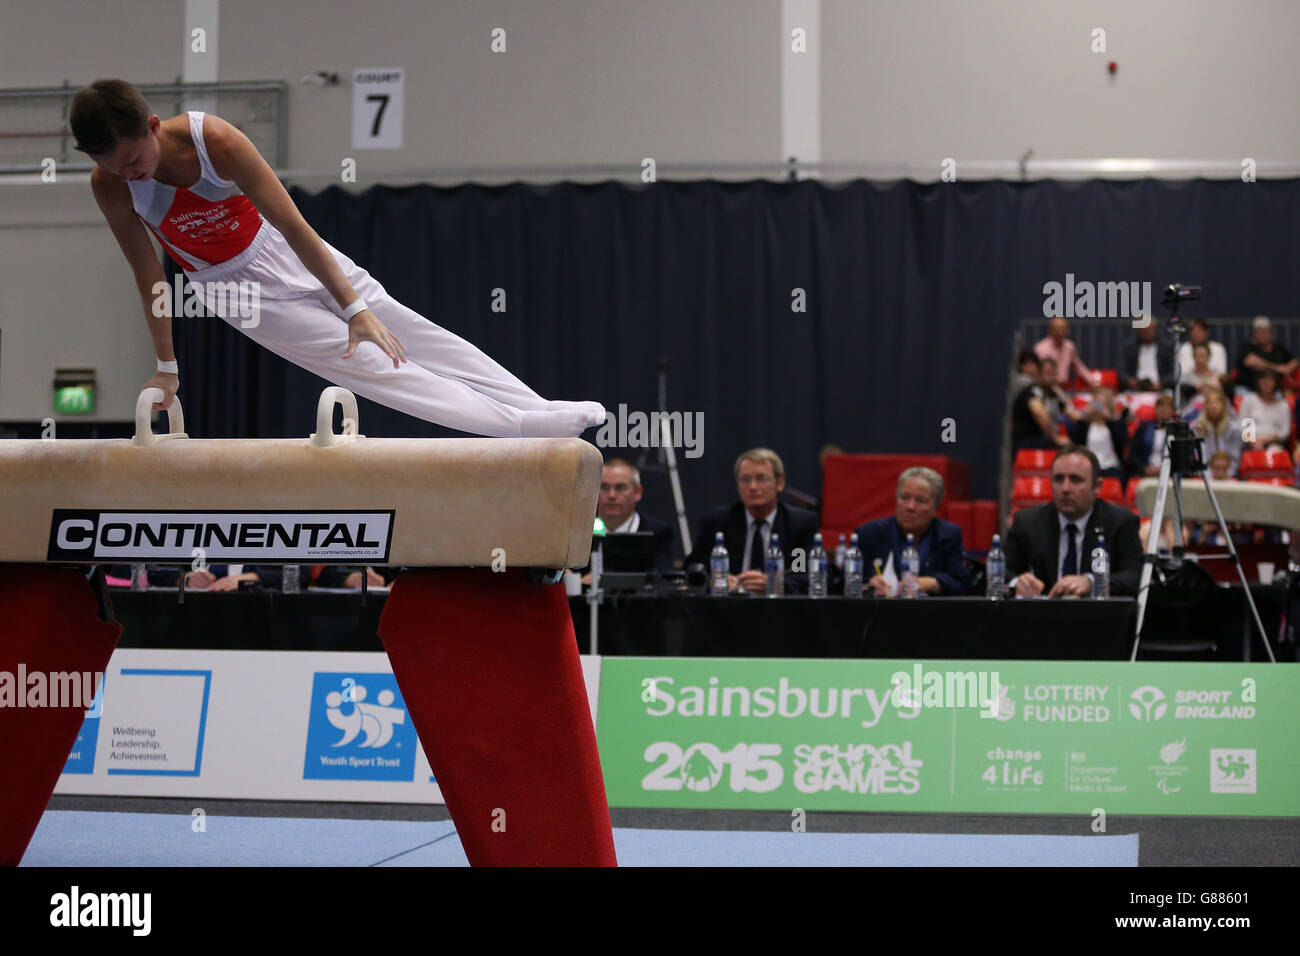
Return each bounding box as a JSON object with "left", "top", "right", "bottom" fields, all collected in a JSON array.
[
  {"left": 1210, "top": 748, "right": 1256, "bottom": 794},
  {"left": 303, "top": 673, "right": 416, "bottom": 781}
]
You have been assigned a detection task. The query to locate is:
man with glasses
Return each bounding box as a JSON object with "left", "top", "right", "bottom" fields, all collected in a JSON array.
[
  {"left": 685, "top": 448, "right": 819, "bottom": 594},
  {"left": 594, "top": 458, "right": 675, "bottom": 572}
]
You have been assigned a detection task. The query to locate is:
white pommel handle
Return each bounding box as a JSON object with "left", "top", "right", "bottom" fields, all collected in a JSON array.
[
  {"left": 133, "top": 388, "right": 187, "bottom": 446},
  {"left": 310, "top": 386, "right": 364, "bottom": 447}
]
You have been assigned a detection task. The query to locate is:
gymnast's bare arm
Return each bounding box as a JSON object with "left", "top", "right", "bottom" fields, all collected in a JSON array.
[
  {"left": 199, "top": 113, "right": 408, "bottom": 368},
  {"left": 91, "top": 166, "right": 180, "bottom": 411}
]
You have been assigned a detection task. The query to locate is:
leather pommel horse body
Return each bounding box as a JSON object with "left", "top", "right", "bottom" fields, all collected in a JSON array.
[{"left": 0, "top": 388, "right": 616, "bottom": 866}]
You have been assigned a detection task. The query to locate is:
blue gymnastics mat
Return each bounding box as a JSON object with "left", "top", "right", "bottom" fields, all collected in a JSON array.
[{"left": 22, "top": 811, "right": 1138, "bottom": 867}]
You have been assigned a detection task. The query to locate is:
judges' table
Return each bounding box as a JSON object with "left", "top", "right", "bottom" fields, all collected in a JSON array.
[
  {"left": 572, "top": 595, "right": 1138, "bottom": 659},
  {"left": 107, "top": 586, "right": 1287, "bottom": 660}
]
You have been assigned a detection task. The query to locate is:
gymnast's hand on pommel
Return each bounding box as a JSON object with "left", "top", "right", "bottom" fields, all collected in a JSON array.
[
  {"left": 343, "top": 310, "right": 408, "bottom": 368},
  {"left": 143, "top": 371, "right": 179, "bottom": 411}
]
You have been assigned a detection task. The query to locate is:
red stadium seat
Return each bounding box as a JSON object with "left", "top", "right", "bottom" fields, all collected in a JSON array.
[
  {"left": 1127, "top": 417, "right": 1141, "bottom": 438},
  {"left": 971, "top": 500, "right": 998, "bottom": 551},
  {"left": 1240, "top": 449, "right": 1292, "bottom": 480},
  {"left": 1135, "top": 404, "right": 1156, "bottom": 422},
  {"left": 1013, "top": 448, "right": 1054, "bottom": 477},
  {"left": 1098, "top": 477, "right": 1123, "bottom": 502},
  {"left": 1125, "top": 478, "right": 1139, "bottom": 511},
  {"left": 1011, "top": 476, "right": 1052, "bottom": 511},
  {"left": 1093, "top": 369, "right": 1119, "bottom": 390},
  {"left": 946, "top": 500, "right": 974, "bottom": 548}
]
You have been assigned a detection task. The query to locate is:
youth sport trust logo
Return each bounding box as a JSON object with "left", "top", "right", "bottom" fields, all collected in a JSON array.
[
  {"left": 302, "top": 673, "right": 416, "bottom": 781},
  {"left": 1210, "top": 749, "right": 1256, "bottom": 794}
]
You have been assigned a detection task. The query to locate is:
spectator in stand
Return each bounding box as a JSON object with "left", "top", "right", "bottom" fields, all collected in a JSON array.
[
  {"left": 1234, "top": 316, "right": 1297, "bottom": 395},
  {"left": 1011, "top": 356, "right": 1071, "bottom": 453},
  {"left": 1067, "top": 386, "right": 1129, "bottom": 488},
  {"left": 1128, "top": 393, "right": 1177, "bottom": 479},
  {"left": 1035, "top": 317, "right": 1095, "bottom": 389},
  {"left": 1009, "top": 349, "right": 1041, "bottom": 394},
  {"left": 1179, "top": 342, "right": 1221, "bottom": 417},
  {"left": 1239, "top": 369, "right": 1292, "bottom": 452},
  {"left": 1207, "top": 450, "right": 1234, "bottom": 481},
  {"left": 1121, "top": 317, "right": 1175, "bottom": 392},
  {"left": 1195, "top": 387, "right": 1243, "bottom": 476},
  {"left": 1176, "top": 317, "right": 1228, "bottom": 382}
]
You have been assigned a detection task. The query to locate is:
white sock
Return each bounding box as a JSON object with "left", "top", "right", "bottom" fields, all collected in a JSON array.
[
  {"left": 544, "top": 400, "right": 606, "bottom": 426},
  {"left": 519, "top": 408, "right": 591, "bottom": 437}
]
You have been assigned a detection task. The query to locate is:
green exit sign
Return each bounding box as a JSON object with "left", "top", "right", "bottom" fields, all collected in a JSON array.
[{"left": 54, "top": 384, "right": 96, "bottom": 415}]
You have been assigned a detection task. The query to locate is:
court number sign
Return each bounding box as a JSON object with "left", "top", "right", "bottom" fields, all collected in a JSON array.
[{"left": 352, "top": 68, "right": 404, "bottom": 150}]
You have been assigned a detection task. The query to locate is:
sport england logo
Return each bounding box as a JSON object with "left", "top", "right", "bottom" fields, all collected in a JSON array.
[
  {"left": 303, "top": 673, "right": 417, "bottom": 781},
  {"left": 1129, "top": 685, "right": 1167, "bottom": 722},
  {"left": 48, "top": 510, "right": 393, "bottom": 562}
]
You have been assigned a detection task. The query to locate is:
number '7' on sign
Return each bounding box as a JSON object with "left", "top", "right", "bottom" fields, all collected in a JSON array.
[{"left": 352, "top": 67, "right": 405, "bottom": 150}]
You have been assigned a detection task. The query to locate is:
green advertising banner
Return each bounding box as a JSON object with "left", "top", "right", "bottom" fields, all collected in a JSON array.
[{"left": 596, "top": 658, "right": 1300, "bottom": 816}]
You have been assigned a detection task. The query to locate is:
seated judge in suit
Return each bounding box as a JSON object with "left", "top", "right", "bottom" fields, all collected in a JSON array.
[
  {"left": 685, "top": 447, "right": 819, "bottom": 594},
  {"left": 590, "top": 458, "right": 675, "bottom": 574},
  {"left": 1005, "top": 445, "right": 1143, "bottom": 598},
  {"left": 853, "top": 466, "right": 970, "bottom": 596}
]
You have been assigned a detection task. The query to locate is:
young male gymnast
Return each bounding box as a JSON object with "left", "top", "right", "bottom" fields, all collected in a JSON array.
[{"left": 71, "top": 79, "right": 605, "bottom": 437}]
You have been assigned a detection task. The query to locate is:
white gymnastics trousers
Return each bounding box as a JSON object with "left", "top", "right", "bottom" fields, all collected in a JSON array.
[{"left": 187, "top": 222, "right": 600, "bottom": 438}]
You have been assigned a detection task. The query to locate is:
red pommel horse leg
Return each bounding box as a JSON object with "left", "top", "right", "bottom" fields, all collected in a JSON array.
[
  {"left": 379, "top": 567, "right": 617, "bottom": 867},
  {"left": 0, "top": 566, "right": 122, "bottom": 866}
]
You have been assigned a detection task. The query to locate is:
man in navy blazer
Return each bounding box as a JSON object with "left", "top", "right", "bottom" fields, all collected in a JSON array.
[
  {"left": 1005, "top": 445, "right": 1143, "bottom": 597},
  {"left": 853, "top": 466, "right": 970, "bottom": 596},
  {"left": 685, "top": 448, "right": 819, "bottom": 594}
]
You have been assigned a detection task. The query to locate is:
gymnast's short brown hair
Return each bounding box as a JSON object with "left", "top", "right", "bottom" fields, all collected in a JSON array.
[{"left": 70, "top": 79, "right": 152, "bottom": 155}]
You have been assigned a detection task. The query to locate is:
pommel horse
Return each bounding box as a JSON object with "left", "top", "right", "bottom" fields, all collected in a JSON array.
[{"left": 0, "top": 387, "right": 616, "bottom": 866}]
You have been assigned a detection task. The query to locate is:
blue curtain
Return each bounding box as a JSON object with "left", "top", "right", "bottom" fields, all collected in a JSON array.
[{"left": 171, "top": 178, "right": 1300, "bottom": 541}]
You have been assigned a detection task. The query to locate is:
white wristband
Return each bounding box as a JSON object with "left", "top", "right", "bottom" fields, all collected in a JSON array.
[
  {"left": 157, "top": 359, "right": 179, "bottom": 375},
  {"left": 342, "top": 298, "right": 369, "bottom": 320}
]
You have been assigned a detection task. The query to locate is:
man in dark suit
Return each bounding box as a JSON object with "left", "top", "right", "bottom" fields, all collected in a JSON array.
[
  {"left": 1005, "top": 445, "right": 1143, "bottom": 597},
  {"left": 854, "top": 466, "right": 970, "bottom": 596},
  {"left": 1127, "top": 393, "right": 1176, "bottom": 479},
  {"left": 1121, "top": 318, "right": 1176, "bottom": 391},
  {"left": 580, "top": 458, "right": 675, "bottom": 582},
  {"left": 685, "top": 447, "right": 819, "bottom": 594}
]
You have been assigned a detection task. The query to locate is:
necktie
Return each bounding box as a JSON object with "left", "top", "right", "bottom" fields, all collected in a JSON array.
[
  {"left": 1064, "top": 523, "right": 1078, "bottom": 578},
  {"left": 749, "top": 519, "right": 767, "bottom": 572}
]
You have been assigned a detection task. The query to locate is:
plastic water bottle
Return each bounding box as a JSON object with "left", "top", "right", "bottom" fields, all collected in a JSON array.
[
  {"left": 765, "top": 533, "right": 785, "bottom": 597},
  {"left": 130, "top": 563, "right": 149, "bottom": 591},
  {"left": 709, "top": 532, "right": 729, "bottom": 596},
  {"left": 1090, "top": 533, "right": 1110, "bottom": 599},
  {"left": 282, "top": 565, "right": 301, "bottom": 594},
  {"left": 843, "top": 533, "right": 864, "bottom": 598},
  {"left": 986, "top": 534, "right": 1006, "bottom": 600},
  {"left": 834, "top": 533, "right": 847, "bottom": 571},
  {"left": 809, "top": 533, "right": 829, "bottom": 598},
  {"left": 900, "top": 533, "right": 920, "bottom": 599}
]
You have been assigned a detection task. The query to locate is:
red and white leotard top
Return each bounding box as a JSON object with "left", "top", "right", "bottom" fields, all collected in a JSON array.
[{"left": 127, "top": 111, "right": 263, "bottom": 272}]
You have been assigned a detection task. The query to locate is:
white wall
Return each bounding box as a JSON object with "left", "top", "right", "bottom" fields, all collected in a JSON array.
[{"left": 1, "top": 0, "right": 1297, "bottom": 422}]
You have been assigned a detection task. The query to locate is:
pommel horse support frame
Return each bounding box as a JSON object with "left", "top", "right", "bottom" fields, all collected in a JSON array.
[{"left": 0, "top": 387, "right": 617, "bottom": 867}]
